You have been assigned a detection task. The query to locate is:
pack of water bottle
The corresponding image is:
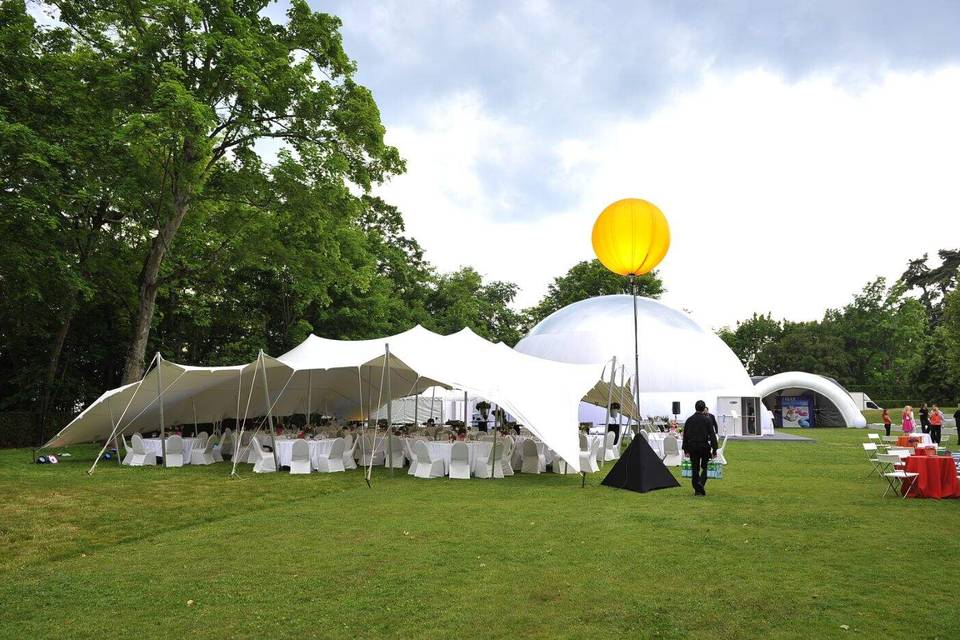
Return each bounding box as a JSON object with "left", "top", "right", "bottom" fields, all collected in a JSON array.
[{"left": 680, "top": 458, "right": 723, "bottom": 479}]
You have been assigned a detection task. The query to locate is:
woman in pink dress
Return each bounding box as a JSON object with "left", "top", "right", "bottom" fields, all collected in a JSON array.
[{"left": 901, "top": 405, "right": 915, "bottom": 434}]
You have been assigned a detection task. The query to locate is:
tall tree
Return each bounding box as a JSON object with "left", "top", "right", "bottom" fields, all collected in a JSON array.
[{"left": 47, "top": 0, "right": 404, "bottom": 382}]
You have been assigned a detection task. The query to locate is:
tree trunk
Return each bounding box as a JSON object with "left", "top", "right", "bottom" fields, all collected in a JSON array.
[
  {"left": 122, "top": 201, "right": 190, "bottom": 383},
  {"left": 37, "top": 296, "right": 78, "bottom": 445}
]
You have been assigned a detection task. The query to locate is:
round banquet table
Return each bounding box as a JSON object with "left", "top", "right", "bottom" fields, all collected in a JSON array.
[
  {"left": 903, "top": 455, "right": 960, "bottom": 499},
  {"left": 142, "top": 437, "right": 198, "bottom": 463},
  {"left": 644, "top": 433, "right": 681, "bottom": 459},
  {"left": 273, "top": 438, "right": 336, "bottom": 468},
  {"left": 425, "top": 441, "right": 493, "bottom": 475},
  {"left": 897, "top": 434, "right": 933, "bottom": 447}
]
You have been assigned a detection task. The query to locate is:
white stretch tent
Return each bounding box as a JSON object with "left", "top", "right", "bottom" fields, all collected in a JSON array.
[{"left": 47, "top": 326, "right": 615, "bottom": 473}]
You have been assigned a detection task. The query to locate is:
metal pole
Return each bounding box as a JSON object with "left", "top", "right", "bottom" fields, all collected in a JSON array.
[
  {"left": 108, "top": 401, "right": 121, "bottom": 466},
  {"left": 385, "top": 344, "right": 394, "bottom": 476},
  {"left": 631, "top": 275, "right": 642, "bottom": 437},
  {"left": 490, "top": 417, "right": 497, "bottom": 479},
  {"left": 192, "top": 399, "right": 198, "bottom": 436},
  {"left": 258, "top": 351, "right": 280, "bottom": 471},
  {"left": 414, "top": 392, "right": 419, "bottom": 429},
  {"left": 463, "top": 391, "right": 468, "bottom": 431},
  {"left": 366, "top": 365, "right": 373, "bottom": 430},
  {"left": 617, "top": 365, "right": 627, "bottom": 434},
  {"left": 600, "top": 356, "right": 617, "bottom": 470},
  {"left": 157, "top": 353, "right": 167, "bottom": 466}
]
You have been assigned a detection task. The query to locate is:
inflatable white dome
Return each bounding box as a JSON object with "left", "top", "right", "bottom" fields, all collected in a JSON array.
[{"left": 515, "top": 295, "right": 763, "bottom": 427}]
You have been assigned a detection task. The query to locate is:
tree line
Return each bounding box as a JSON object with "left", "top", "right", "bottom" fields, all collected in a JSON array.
[
  {"left": 718, "top": 250, "right": 960, "bottom": 407},
  {"left": 0, "top": 0, "right": 663, "bottom": 441}
]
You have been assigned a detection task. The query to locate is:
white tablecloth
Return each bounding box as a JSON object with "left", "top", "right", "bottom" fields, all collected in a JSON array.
[
  {"left": 273, "top": 438, "right": 337, "bottom": 468},
  {"left": 142, "top": 438, "right": 198, "bottom": 463},
  {"left": 425, "top": 441, "right": 493, "bottom": 474},
  {"left": 644, "top": 433, "right": 682, "bottom": 459}
]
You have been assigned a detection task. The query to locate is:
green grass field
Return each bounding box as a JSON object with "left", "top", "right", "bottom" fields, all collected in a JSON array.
[{"left": 1, "top": 429, "right": 959, "bottom": 639}]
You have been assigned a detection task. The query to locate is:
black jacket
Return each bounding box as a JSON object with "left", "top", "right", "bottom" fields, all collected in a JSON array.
[{"left": 683, "top": 412, "right": 719, "bottom": 453}]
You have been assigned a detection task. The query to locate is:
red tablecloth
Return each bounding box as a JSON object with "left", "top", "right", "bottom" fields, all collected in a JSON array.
[
  {"left": 903, "top": 456, "right": 960, "bottom": 498},
  {"left": 914, "top": 446, "right": 937, "bottom": 457},
  {"left": 897, "top": 436, "right": 923, "bottom": 447}
]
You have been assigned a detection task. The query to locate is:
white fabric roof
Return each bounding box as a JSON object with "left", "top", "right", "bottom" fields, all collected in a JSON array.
[{"left": 47, "top": 326, "right": 609, "bottom": 471}]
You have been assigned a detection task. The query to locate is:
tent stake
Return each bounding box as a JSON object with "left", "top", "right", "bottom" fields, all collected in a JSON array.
[{"left": 258, "top": 351, "right": 281, "bottom": 471}]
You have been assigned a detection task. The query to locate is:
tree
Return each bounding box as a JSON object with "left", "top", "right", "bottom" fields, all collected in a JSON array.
[
  {"left": 427, "top": 268, "right": 524, "bottom": 345},
  {"left": 526, "top": 259, "right": 664, "bottom": 327},
  {"left": 717, "top": 313, "right": 782, "bottom": 375},
  {"left": 46, "top": 0, "right": 404, "bottom": 382}
]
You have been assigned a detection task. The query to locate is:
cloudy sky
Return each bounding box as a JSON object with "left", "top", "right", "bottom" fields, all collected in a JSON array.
[{"left": 292, "top": 2, "right": 960, "bottom": 327}]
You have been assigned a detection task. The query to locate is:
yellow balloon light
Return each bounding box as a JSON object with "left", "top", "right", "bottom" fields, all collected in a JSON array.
[{"left": 591, "top": 198, "right": 670, "bottom": 276}]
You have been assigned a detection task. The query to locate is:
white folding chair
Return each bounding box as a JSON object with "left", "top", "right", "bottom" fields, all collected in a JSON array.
[
  {"left": 164, "top": 435, "right": 185, "bottom": 468},
  {"left": 412, "top": 441, "right": 444, "bottom": 479},
  {"left": 251, "top": 438, "right": 276, "bottom": 473},
  {"left": 878, "top": 453, "right": 918, "bottom": 498},
  {"left": 316, "top": 437, "right": 346, "bottom": 473},
  {"left": 579, "top": 439, "right": 600, "bottom": 473},
  {"left": 449, "top": 441, "right": 471, "bottom": 479},
  {"left": 520, "top": 439, "right": 543, "bottom": 474},
  {"left": 714, "top": 435, "right": 728, "bottom": 465},
  {"left": 862, "top": 442, "right": 883, "bottom": 478},
  {"left": 661, "top": 435, "right": 683, "bottom": 467},
  {"left": 128, "top": 433, "right": 157, "bottom": 466},
  {"left": 289, "top": 439, "right": 312, "bottom": 474}
]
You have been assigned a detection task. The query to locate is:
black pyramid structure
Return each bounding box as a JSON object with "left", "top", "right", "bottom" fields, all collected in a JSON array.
[{"left": 601, "top": 434, "right": 681, "bottom": 493}]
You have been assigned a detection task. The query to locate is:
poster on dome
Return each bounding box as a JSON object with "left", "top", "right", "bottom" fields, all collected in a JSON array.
[{"left": 781, "top": 396, "right": 814, "bottom": 428}]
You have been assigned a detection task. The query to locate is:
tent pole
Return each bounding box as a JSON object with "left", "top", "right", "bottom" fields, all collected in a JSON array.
[
  {"left": 231, "top": 356, "right": 260, "bottom": 477},
  {"left": 490, "top": 411, "right": 497, "bottom": 479},
  {"left": 414, "top": 392, "right": 419, "bottom": 429},
  {"left": 157, "top": 353, "right": 167, "bottom": 467},
  {"left": 385, "top": 344, "right": 394, "bottom": 476},
  {"left": 600, "top": 357, "right": 617, "bottom": 470},
  {"left": 366, "top": 365, "right": 373, "bottom": 431},
  {"left": 87, "top": 353, "right": 158, "bottom": 475},
  {"left": 257, "top": 351, "right": 281, "bottom": 471},
  {"left": 463, "top": 391, "right": 468, "bottom": 430},
  {"left": 617, "top": 365, "right": 627, "bottom": 433},
  {"left": 192, "top": 399, "right": 198, "bottom": 436},
  {"left": 108, "top": 401, "right": 121, "bottom": 466},
  {"left": 357, "top": 366, "right": 369, "bottom": 487},
  {"left": 306, "top": 369, "right": 312, "bottom": 432}
]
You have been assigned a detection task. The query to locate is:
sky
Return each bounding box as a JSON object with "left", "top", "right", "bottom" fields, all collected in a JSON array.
[{"left": 274, "top": 0, "right": 960, "bottom": 329}]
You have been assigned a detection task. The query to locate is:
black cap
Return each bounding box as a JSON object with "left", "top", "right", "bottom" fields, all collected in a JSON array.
[{"left": 695, "top": 400, "right": 707, "bottom": 412}]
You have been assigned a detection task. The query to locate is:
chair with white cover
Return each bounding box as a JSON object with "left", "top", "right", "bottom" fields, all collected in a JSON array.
[
  {"left": 621, "top": 428, "right": 634, "bottom": 446},
  {"left": 191, "top": 435, "right": 216, "bottom": 465},
  {"left": 384, "top": 437, "right": 406, "bottom": 469},
  {"left": 195, "top": 431, "right": 209, "bottom": 449},
  {"left": 553, "top": 455, "right": 578, "bottom": 474},
  {"left": 128, "top": 433, "right": 157, "bottom": 466},
  {"left": 520, "top": 439, "right": 543, "bottom": 474},
  {"left": 714, "top": 435, "right": 729, "bottom": 465},
  {"left": 878, "top": 453, "right": 918, "bottom": 498},
  {"left": 315, "top": 437, "right": 346, "bottom": 473},
  {"left": 579, "top": 432, "right": 589, "bottom": 451},
  {"left": 289, "top": 439, "right": 312, "bottom": 474},
  {"left": 121, "top": 435, "right": 135, "bottom": 465},
  {"left": 661, "top": 435, "right": 683, "bottom": 466},
  {"left": 211, "top": 433, "right": 225, "bottom": 462},
  {"left": 359, "top": 434, "right": 385, "bottom": 466},
  {"left": 251, "top": 437, "right": 276, "bottom": 473},
  {"left": 475, "top": 441, "right": 505, "bottom": 479},
  {"left": 449, "top": 441, "right": 471, "bottom": 479},
  {"left": 640, "top": 430, "right": 650, "bottom": 442},
  {"left": 403, "top": 439, "right": 419, "bottom": 476},
  {"left": 342, "top": 434, "right": 357, "bottom": 470},
  {"left": 235, "top": 431, "right": 252, "bottom": 462},
  {"left": 579, "top": 439, "right": 600, "bottom": 473},
  {"left": 603, "top": 431, "right": 619, "bottom": 462},
  {"left": 164, "top": 435, "right": 185, "bottom": 467},
  {"left": 500, "top": 438, "right": 515, "bottom": 476},
  {"left": 412, "top": 441, "right": 444, "bottom": 479}
]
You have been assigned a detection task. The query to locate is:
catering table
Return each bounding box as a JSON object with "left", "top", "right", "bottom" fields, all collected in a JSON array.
[
  {"left": 426, "top": 441, "right": 493, "bottom": 475},
  {"left": 273, "top": 438, "right": 337, "bottom": 468},
  {"left": 903, "top": 455, "right": 960, "bottom": 499},
  {"left": 897, "top": 434, "right": 933, "bottom": 447},
  {"left": 142, "top": 437, "right": 198, "bottom": 463}
]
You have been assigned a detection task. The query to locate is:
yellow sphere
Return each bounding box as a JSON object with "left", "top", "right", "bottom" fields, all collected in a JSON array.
[{"left": 591, "top": 198, "right": 670, "bottom": 276}]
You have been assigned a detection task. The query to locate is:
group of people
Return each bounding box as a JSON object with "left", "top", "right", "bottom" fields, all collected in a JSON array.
[{"left": 881, "top": 403, "right": 958, "bottom": 445}]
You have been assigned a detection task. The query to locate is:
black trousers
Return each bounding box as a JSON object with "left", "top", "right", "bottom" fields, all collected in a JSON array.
[
  {"left": 921, "top": 419, "right": 929, "bottom": 434},
  {"left": 930, "top": 425, "right": 942, "bottom": 444},
  {"left": 884, "top": 423, "right": 891, "bottom": 436},
  {"left": 688, "top": 447, "right": 711, "bottom": 494}
]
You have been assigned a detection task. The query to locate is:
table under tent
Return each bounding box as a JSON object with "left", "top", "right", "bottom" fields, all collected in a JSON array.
[{"left": 45, "top": 326, "right": 640, "bottom": 476}]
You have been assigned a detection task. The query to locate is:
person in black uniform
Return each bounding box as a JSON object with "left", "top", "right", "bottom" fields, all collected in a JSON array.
[
  {"left": 707, "top": 411, "right": 719, "bottom": 435},
  {"left": 683, "top": 400, "right": 719, "bottom": 496},
  {"left": 919, "top": 403, "right": 929, "bottom": 434}
]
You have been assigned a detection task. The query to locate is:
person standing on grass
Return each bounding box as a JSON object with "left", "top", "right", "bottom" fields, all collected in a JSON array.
[
  {"left": 682, "top": 400, "right": 719, "bottom": 497},
  {"left": 882, "top": 408, "right": 892, "bottom": 437},
  {"left": 902, "top": 405, "right": 915, "bottom": 434},
  {"left": 929, "top": 405, "right": 943, "bottom": 445},
  {"left": 919, "top": 403, "right": 929, "bottom": 434}
]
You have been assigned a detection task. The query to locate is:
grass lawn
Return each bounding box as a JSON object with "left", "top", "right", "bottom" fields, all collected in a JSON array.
[{"left": 1, "top": 429, "right": 959, "bottom": 639}]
